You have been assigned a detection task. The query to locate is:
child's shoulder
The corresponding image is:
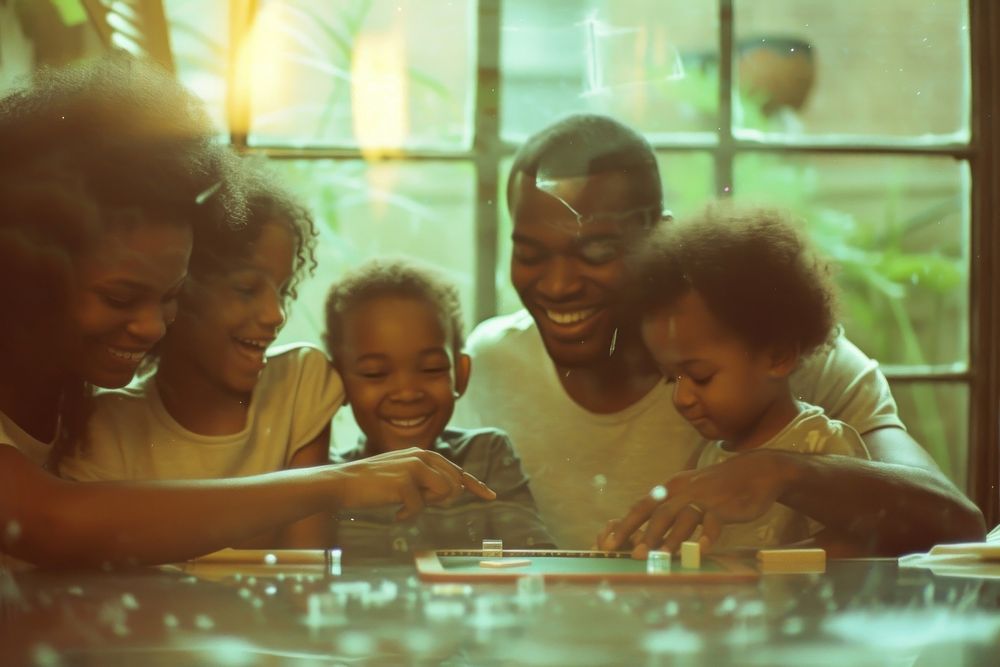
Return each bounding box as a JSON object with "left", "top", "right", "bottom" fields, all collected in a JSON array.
[
  {"left": 257, "top": 343, "right": 343, "bottom": 409},
  {"left": 265, "top": 342, "right": 331, "bottom": 367},
  {"left": 260, "top": 343, "right": 335, "bottom": 382},
  {"left": 439, "top": 427, "right": 515, "bottom": 460},
  {"left": 783, "top": 402, "right": 869, "bottom": 458}
]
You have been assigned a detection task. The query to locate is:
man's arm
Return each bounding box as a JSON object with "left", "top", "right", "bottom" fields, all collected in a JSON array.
[
  {"left": 777, "top": 426, "right": 985, "bottom": 555},
  {"left": 602, "top": 429, "right": 984, "bottom": 557}
]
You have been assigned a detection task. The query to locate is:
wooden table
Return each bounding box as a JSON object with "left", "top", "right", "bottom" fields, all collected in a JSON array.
[{"left": 3, "top": 557, "right": 1000, "bottom": 666}]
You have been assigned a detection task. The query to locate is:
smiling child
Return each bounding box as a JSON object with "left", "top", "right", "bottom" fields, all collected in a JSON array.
[{"left": 325, "top": 259, "right": 554, "bottom": 557}]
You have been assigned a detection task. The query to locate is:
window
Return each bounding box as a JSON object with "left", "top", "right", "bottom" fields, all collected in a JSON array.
[
  {"left": 159, "top": 0, "right": 989, "bottom": 497},
  {"left": 12, "top": 1, "right": 991, "bottom": 510}
]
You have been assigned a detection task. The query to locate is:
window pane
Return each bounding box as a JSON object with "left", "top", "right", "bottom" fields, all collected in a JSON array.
[
  {"left": 501, "top": 0, "right": 719, "bottom": 143},
  {"left": 164, "top": 0, "right": 229, "bottom": 135},
  {"left": 733, "top": 0, "right": 970, "bottom": 141},
  {"left": 244, "top": 0, "right": 474, "bottom": 150},
  {"left": 733, "top": 154, "right": 969, "bottom": 369},
  {"left": 0, "top": 0, "right": 104, "bottom": 97},
  {"left": 495, "top": 152, "right": 714, "bottom": 316},
  {"left": 891, "top": 382, "right": 968, "bottom": 490},
  {"left": 271, "top": 159, "right": 476, "bottom": 348}
]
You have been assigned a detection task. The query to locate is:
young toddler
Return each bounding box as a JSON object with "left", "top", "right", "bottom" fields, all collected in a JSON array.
[{"left": 634, "top": 204, "right": 871, "bottom": 550}]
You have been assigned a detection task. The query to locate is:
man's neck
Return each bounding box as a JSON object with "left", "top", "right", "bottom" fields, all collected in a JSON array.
[{"left": 555, "top": 332, "right": 661, "bottom": 414}]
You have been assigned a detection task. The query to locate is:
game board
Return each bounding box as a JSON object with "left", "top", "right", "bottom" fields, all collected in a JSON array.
[{"left": 414, "top": 549, "right": 758, "bottom": 583}]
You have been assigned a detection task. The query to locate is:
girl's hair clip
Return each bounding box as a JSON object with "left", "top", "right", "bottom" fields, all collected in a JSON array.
[{"left": 195, "top": 181, "right": 222, "bottom": 205}]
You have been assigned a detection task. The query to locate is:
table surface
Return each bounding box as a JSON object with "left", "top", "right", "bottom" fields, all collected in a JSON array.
[{"left": 3, "top": 556, "right": 1000, "bottom": 667}]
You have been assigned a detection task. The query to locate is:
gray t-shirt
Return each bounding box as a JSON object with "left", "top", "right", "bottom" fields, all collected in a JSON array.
[{"left": 333, "top": 427, "right": 555, "bottom": 558}]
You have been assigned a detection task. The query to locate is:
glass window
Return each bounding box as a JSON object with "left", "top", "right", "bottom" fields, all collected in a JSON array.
[
  {"left": 891, "top": 382, "right": 969, "bottom": 489},
  {"left": 153, "top": 0, "right": 981, "bottom": 492},
  {"left": 733, "top": 154, "right": 969, "bottom": 369},
  {"left": 733, "top": 0, "right": 970, "bottom": 141},
  {"left": 163, "top": 0, "right": 229, "bottom": 135},
  {"left": 0, "top": 0, "right": 104, "bottom": 97},
  {"left": 501, "top": 0, "right": 719, "bottom": 143},
  {"left": 271, "top": 159, "right": 476, "bottom": 347},
  {"left": 242, "top": 0, "right": 475, "bottom": 150}
]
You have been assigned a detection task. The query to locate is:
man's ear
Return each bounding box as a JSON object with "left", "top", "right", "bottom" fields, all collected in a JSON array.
[
  {"left": 454, "top": 353, "right": 472, "bottom": 397},
  {"left": 767, "top": 343, "right": 799, "bottom": 379}
]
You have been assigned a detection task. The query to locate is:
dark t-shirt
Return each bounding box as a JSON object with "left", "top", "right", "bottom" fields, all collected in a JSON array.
[{"left": 333, "top": 427, "right": 556, "bottom": 558}]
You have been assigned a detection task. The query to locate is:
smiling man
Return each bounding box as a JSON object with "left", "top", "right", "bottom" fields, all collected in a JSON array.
[{"left": 453, "top": 114, "right": 984, "bottom": 553}]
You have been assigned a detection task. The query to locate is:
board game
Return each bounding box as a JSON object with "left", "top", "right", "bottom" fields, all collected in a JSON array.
[{"left": 415, "top": 549, "right": 759, "bottom": 583}]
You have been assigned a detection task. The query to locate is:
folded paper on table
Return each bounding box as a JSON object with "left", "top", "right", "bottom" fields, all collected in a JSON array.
[{"left": 899, "top": 541, "right": 1000, "bottom": 579}]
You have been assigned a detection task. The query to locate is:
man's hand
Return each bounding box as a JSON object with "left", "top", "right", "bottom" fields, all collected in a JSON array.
[{"left": 599, "top": 450, "right": 793, "bottom": 557}]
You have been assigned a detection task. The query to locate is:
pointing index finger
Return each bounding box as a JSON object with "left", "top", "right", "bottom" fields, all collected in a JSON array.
[{"left": 461, "top": 471, "right": 496, "bottom": 500}]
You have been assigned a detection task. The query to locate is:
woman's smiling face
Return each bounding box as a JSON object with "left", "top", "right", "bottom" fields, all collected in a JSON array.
[{"left": 65, "top": 221, "right": 192, "bottom": 388}]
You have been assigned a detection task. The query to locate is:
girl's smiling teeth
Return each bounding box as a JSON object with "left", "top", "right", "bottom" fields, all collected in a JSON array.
[
  {"left": 235, "top": 337, "right": 271, "bottom": 352},
  {"left": 386, "top": 415, "right": 430, "bottom": 428},
  {"left": 107, "top": 346, "right": 146, "bottom": 362},
  {"left": 545, "top": 308, "right": 598, "bottom": 325}
]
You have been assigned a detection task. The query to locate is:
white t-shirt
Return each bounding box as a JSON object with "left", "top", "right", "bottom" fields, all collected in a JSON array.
[
  {"left": 452, "top": 310, "right": 904, "bottom": 549},
  {"left": 61, "top": 344, "right": 343, "bottom": 481},
  {"left": 0, "top": 411, "right": 52, "bottom": 468},
  {"left": 697, "top": 403, "right": 870, "bottom": 551}
]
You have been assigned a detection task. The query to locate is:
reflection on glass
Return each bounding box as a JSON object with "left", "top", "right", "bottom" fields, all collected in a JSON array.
[
  {"left": 270, "top": 159, "right": 475, "bottom": 347},
  {"left": 891, "top": 382, "right": 968, "bottom": 489},
  {"left": 243, "top": 0, "right": 474, "bottom": 150},
  {"left": 495, "top": 152, "right": 714, "bottom": 315},
  {"left": 734, "top": 154, "right": 969, "bottom": 369},
  {"left": 501, "top": 0, "right": 719, "bottom": 142},
  {"left": 733, "top": 0, "right": 970, "bottom": 140},
  {"left": 164, "top": 0, "right": 229, "bottom": 135}
]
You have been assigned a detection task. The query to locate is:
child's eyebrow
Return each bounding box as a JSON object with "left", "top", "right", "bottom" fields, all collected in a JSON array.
[
  {"left": 574, "top": 233, "right": 623, "bottom": 245},
  {"left": 355, "top": 353, "right": 389, "bottom": 362},
  {"left": 678, "top": 358, "right": 715, "bottom": 370},
  {"left": 96, "top": 277, "right": 161, "bottom": 292}
]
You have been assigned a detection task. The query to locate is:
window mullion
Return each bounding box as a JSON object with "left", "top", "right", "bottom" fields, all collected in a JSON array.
[
  {"left": 968, "top": 0, "right": 1000, "bottom": 524},
  {"left": 227, "top": 0, "right": 256, "bottom": 149},
  {"left": 716, "top": 0, "right": 735, "bottom": 198},
  {"left": 474, "top": 0, "right": 502, "bottom": 322}
]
